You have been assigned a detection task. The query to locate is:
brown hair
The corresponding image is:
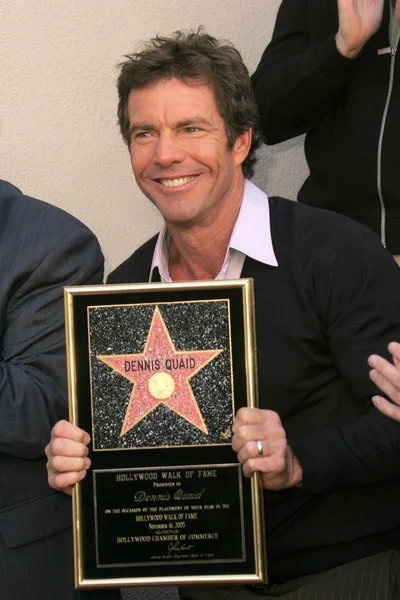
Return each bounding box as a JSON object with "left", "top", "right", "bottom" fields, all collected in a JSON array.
[{"left": 117, "top": 29, "right": 261, "bottom": 178}]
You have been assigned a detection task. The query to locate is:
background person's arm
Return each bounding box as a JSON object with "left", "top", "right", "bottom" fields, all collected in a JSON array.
[{"left": 252, "top": 0, "right": 384, "bottom": 144}]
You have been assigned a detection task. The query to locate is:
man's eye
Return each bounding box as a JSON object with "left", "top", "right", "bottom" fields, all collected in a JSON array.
[
  {"left": 185, "top": 127, "right": 199, "bottom": 133},
  {"left": 134, "top": 131, "right": 151, "bottom": 139}
]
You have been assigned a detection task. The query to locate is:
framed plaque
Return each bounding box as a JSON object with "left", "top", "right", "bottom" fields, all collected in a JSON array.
[{"left": 64, "top": 279, "right": 266, "bottom": 589}]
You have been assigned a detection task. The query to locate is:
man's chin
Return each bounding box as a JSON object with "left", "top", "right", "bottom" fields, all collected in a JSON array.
[{"left": 162, "top": 209, "right": 206, "bottom": 229}]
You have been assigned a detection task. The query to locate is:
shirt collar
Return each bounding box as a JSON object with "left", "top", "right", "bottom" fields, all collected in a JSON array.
[
  {"left": 229, "top": 179, "right": 278, "bottom": 266},
  {"left": 150, "top": 178, "right": 278, "bottom": 281},
  {"left": 151, "top": 225, "right": 171, "bottom": 282}
]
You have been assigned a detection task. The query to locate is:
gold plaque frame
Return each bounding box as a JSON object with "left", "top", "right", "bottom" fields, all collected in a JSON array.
[{"left": 64, "top": 279, "right": 266, "bottom": 588}]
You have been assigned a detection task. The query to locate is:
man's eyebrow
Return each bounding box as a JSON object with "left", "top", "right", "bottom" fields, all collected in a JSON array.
[
  {"left": 175, "top": 117, "right": 212, "bottom": 128},
  {"left": 129, "top": 117, "right": 213, "bottom": 135},
  {"left": 129, "top": 123, "right": 157, "bottom": 135}
]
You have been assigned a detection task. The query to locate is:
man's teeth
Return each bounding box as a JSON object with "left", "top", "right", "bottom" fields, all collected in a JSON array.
[{"left": 159, "top": 176, "right": 196, "bottom": 188}]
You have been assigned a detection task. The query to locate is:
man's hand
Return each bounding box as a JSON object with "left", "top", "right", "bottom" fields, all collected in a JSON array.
[
  {"left": 45, "top": 420, "right": 91, "bottom": 495},
  {"left": 335, "top": 0, "right": 385, "bottom": 58},
  {"left": 231, "top": 407, "right": 302, "bottom": 491},
  {"left": 368, "top": 342, "right": 400, "bottom": 423}
]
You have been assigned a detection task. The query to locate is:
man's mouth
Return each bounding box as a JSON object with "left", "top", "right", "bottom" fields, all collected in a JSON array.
[{"left": 158, "top": 175, "right": 197, "bottom": 188}]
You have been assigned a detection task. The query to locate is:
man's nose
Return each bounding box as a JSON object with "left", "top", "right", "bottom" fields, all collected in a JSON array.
[{"left": 153, "top": 134, "right": 185, "bottom": 166}]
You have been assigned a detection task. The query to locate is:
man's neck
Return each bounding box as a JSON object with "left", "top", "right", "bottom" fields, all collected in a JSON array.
[
  {"left": 167, "top": 179, "right": 244, "bottom": 281},
  {"left": 168, "top": 232, "right": 228, "bottom": 281}
]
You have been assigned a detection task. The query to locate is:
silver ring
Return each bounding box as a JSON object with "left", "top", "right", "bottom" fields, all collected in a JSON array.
[{"left": 256, "top": 439, "right": 263, "bottom": 456}]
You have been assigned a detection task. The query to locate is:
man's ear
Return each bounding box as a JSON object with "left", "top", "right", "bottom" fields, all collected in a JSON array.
[{"left": 233, "top": 128, "right": 252, "bottom": 167}]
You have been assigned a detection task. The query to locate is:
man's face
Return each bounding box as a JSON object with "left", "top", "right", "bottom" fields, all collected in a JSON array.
[{"left": 127, "top": 78, "right": 250, "bottom": 228}]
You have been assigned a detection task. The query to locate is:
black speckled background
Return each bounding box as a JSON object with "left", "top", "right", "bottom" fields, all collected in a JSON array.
[{"left": 88, "top": 301, "right": 233, "bottom": 450}]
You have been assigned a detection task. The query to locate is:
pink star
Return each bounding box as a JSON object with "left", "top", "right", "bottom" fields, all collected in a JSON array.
[{"left": 97, "top": 306, "right": 223, "bottom": 436}]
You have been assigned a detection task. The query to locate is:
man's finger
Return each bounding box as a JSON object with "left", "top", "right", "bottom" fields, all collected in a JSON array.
[
  {"left": 236, "top": 438, "right": 286, "bottom": 464},
  {"left": 368, "top": 353, "right": 400, "bottom": 386},
  {"left": 241, "top": 454, "right": 286, "bottom": 479},
  {"left": 388, "top": 341, "right": 400, "bottom": 368},
  {"left": 48, "top": 437, "right": 90, "bottom": 459},
  {"left": 232, "top": 407, "right": 280, "bottom": 432},
  {"left": 369, "top": 368, "right": 400, "bottom": 404},
  {"left": 51, "top": 420, "right": 90, "bottom": 445},
  {"left": 232, "top": 422, "right": 285, "bottom": 450},
  {"left": 48, "top": 455, "right": 91, "bottom": 475},
  {"left": 232, "top": 424, "right": 268, "bottom": 449},
  {"left": 50, "top": 470, "right": 87, "bottom": 494},
  {"left": 372, "top": 395, "right": 400, "bottom": 423}
]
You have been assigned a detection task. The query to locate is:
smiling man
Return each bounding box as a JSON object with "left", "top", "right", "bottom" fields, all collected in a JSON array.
[
  {"left": 125, "top": 77, "right": 249, "bottom": 281},
  {"left": 46, "top": 30, "right": 400, "bottom": 599}
]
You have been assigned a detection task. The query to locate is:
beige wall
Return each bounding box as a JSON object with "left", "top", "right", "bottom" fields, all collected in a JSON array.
[{"left": 0, "top": 0, "right": 307, "bottom": 275}]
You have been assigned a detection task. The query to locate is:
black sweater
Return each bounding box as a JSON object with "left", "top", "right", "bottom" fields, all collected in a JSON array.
[
  {"left": 252, "top": 0, "right": 400, "bottom": 253},
  {"left": 109, "top": 197, "right": 400, "bottom": 582}
]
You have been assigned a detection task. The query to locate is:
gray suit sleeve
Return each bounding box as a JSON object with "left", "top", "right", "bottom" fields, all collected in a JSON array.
[{"left": 0, "top": 225, "right": 104, "bottom": 460}]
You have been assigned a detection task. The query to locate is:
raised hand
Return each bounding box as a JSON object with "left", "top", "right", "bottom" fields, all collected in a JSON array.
[{"left": 335, "top": 0, "right": 385, "bottom": 58}]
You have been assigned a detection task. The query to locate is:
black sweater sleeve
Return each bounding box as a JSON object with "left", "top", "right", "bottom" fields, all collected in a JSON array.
[
  {"left": 290, "top": 230, "right": 400, "bottom": 494},
  {"left": 252, "top": 0, "right": 356, "bottom": 144}
]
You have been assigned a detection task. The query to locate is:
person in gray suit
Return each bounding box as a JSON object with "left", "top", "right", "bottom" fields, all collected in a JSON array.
[{"left": 0, "top": 180, "right": 121, "bottom": 599}]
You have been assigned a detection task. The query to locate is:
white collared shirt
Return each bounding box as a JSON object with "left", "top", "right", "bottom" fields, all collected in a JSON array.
[{"left": 149, "top": 179, "right": 278, "bottom": 282}]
